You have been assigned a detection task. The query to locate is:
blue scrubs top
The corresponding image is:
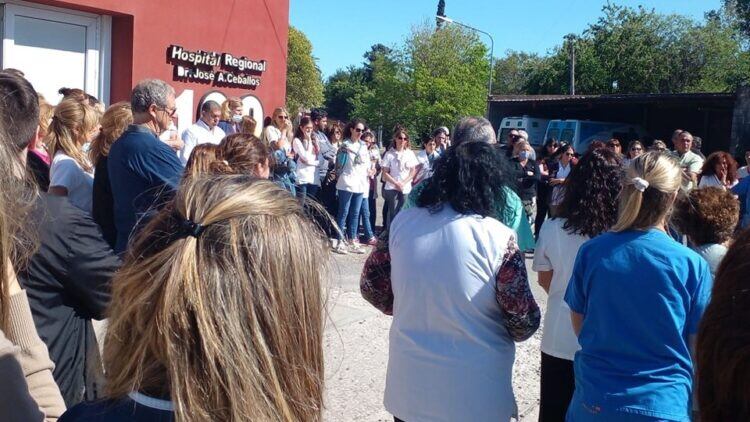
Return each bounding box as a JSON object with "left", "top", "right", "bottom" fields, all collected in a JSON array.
[{"left": 565, "top": 229, "right": 712, "bottom": 421}]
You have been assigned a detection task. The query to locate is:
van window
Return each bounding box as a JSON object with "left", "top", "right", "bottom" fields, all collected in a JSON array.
[
  {"left": 517, "top": 122, "right": 523, "bottom": 127},
  {"left": 547, "top": 128, "right": 560, "bottom": 140},
  {"left": 504, "top": 121, "right": 510, "bottom": 126},
  {"left": 560, "top": 129, "right": 575, "bottom": 142}
]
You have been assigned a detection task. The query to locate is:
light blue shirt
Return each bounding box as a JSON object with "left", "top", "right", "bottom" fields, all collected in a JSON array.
[{"left": 564, "top": 229, "right": 712, "bottom": 421}]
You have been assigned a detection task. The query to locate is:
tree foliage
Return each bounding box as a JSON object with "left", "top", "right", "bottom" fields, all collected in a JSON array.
[
  {"left": 493, "top": 3, "right": 750, "bottom": 95},
  {"left": 286, "top": 26, "right": 324, "bottom": 116},
  {"left": 348, "top": 24, "right": 488, "bottom": 142}
]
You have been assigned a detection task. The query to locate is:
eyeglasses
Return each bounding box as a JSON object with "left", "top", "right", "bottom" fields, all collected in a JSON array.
[
  {"left": 158, "top": 106, "right": 177, "bottom": 117},
  {"left": 354, "top": 128, "right": 364, "bottom": 133}
]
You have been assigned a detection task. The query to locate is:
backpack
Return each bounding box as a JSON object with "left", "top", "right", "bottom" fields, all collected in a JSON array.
[{"left": 335, "top": 147, "right": 349, "bottom": 174}]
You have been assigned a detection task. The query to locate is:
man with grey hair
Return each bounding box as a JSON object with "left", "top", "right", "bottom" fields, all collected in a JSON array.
[
  {"left": 107, "top": 79, "right": 183, "bottom": 253},
  {"left": 178, "top": 100, "right": 225, "bottom": 165},
  {"left": 452, "top": 116, "right": 497, "bottom": 147}
]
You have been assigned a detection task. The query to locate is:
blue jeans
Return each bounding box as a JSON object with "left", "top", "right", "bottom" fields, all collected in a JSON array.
[
  {"left": 337, "top": 189, "right": 364, "bottom": 240},
  {"left": 358, "top": 197, "right": 375, "bottom": 239}
]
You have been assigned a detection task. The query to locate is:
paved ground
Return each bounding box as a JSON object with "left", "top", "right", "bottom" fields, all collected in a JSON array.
[{"left": 323, "top": 250, "right": 547, "bottom": 422}]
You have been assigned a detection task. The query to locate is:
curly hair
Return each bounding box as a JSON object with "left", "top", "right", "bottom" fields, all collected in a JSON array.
[
  {"left": 697, "top": 227, "right": 750, "bottom": 422},
  {"left": 555, "top": 148, "right": 623, "bottom": 237},
  {"left": 701, "top": 151, "right": 738, "bottom": 182},
  {"left": 417, "top": 142, "right": 516, "bottom": 217},
  {"left": 672, "top": 187, "right": 739, "bottom": 246}
]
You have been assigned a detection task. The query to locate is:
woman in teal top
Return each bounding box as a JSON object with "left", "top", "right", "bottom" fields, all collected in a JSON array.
[{"left": 564, "top": 152, "right": 712, "bottom": 421}]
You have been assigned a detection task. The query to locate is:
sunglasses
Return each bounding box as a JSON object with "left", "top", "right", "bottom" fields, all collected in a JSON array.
[
  {"left": 354, "top": 128, "right": 364, "bottom": 133},
  {"left": 565, "top": 152, "right": 574, "bottom": 157},
  {"left": 277, "top": 115, "right": 288, "bottom": 119}
]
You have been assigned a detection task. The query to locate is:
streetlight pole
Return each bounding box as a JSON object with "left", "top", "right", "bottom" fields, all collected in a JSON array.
[{"left": 436, "top": 15, "right": 494, "bottom": 117}]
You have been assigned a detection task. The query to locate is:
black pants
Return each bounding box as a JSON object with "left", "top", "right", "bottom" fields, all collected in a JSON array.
[
  {"left": 382, "top": 189, "right": 406, "bottom": 230},
  {"left": 535, "top": 188, "right": 551, "bottom": 238},
  {"left": 539, "top": 352, "right": 575, "bottom": 422}
]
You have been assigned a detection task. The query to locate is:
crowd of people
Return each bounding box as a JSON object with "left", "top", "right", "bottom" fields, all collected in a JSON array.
[
  {"left": 0, "top": 68, "right": 749, "bottom": 422},
  {"left": 361, "top": 119, "right": 750, "bottom": 422}
]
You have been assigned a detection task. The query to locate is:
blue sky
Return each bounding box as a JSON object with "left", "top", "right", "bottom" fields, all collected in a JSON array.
[{"left": 290, "top": 0, "right": 722, "bottom": 79}]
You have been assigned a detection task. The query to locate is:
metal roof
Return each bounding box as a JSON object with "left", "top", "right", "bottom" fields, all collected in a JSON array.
[{"left": 488, "top": 92, "right": 736, "bottom": 103}]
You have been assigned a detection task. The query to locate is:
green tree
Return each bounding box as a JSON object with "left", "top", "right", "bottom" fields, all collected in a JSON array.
[
  {"left": 323, "top": 66, "right": 368, "bottom": 121},
  {"left": 286, "top": 26, "right": 324, "bottom": 116},
  {"left": 492, "top": 51, "right": 545, "bottom": 94}
]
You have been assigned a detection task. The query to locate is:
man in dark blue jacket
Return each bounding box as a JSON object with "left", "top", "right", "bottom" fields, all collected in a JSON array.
[{"left": 107, "top": 79, "right": 183, "bottom": 254}]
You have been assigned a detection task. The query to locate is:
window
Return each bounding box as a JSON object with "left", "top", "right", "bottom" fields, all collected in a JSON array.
[
  {"left": 560, "top": 129, "right": 575, "bottom": 142},
  {"left": 2, "top": 2, "right": 111, "bottom": 104}
]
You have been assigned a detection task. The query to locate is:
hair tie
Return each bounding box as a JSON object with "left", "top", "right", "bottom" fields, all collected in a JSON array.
[
  {"left": 632, "top": 177, "right": 649, "bottom": 192},
  {"left": 175, "top": 217, "right": 207, "bottom": 239}
]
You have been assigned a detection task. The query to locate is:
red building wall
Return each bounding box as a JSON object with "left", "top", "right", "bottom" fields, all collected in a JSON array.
[{"left": 28, "top": 0, "right": 289, "bottom": 118}]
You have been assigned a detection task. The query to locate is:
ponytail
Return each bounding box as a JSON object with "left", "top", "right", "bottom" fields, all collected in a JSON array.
[{"left": 612, "top": 152, "right": 681, "bottom": 232}]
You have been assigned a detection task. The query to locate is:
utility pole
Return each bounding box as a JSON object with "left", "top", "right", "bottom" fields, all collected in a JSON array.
[{"left": 565, "top": 34, "right": 576, "bottom": 95}]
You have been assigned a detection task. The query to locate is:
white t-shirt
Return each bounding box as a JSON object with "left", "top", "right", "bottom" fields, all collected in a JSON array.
[
  {"left": 336, "top": 140, "right": 371, "bottom": 194},
  {"left": 292, "top": 137, "right": 320, "bottom": 185},
  {"left": 179, "top": 120, "right": 225, "bottom": 165},
  {"left": 532, "top": 217, "right": 587, "bottom": 361},
  {"left": 262, "top": 125, "right": 283, "bottom": 145},
  {"left": 386, "top": 205, "right": 518, "bottom": 421},
  {"left": 381, "top": 148, "right": 419, "bottom": 194},
  {"left": 50, "top": 152, "right": 95, "bottom": 214},
  {"left": 698, "top": 174, "right": 737, "bottom": 189}
]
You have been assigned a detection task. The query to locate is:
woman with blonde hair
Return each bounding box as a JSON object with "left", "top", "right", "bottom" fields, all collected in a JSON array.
[
  {"left": 61, "top": 175, "right": 327, "bottom": 421},
  {"left": 564, "top": 152, "right": 713, "bottom": 421},
  {"left": 90, "top": 102, "right": 133, "bottom": 248},
  {"left": 218, "top": 97, "right": 244, "bottom": 135},
  {"left": 262, "top": 107, "right": 293, "bottom": 147},
  {"left": 47, "top": 97, "right": 99, "bottom": 214}
]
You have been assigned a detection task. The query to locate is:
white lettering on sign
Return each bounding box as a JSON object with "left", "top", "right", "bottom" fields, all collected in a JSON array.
[{"left": 167, "top": 45, "right": 267, "bottom": 89}]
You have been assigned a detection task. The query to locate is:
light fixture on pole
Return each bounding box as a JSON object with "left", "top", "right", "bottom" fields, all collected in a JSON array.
[{"left": 436, "top": 15, "right": 494, "bottom": 117}]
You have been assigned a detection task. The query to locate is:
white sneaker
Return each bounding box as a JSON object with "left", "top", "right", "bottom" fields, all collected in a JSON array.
[
  {"left": 349, "top": 241, "right": 366, "bottom": 254},
  {"left": 333, "top": 242, "right": 349, "bottom": 255}
]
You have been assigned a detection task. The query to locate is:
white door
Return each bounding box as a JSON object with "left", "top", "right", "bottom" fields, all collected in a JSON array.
[{"left": 1, "top": 2, "right": 110, "bottom": 104}]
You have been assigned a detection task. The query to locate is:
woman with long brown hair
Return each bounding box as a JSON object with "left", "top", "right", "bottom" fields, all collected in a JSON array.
[
  {"left": 0, "top": 103, "right": 66, "bottom": 419},
  {"left": 47, "top": 97, "right": 99, "bottom": 214},
  {"left": 696, "top": 227, "right": 750, "bottom": 422},
  {"left": 61, "top": 175, "right": 327, "bottom": 421},
  {"left": 698, "top": 151, "right": 738, "bottom": 189},
  {"left": 90, "top": 101, "right": 133, "bottom": 249}
]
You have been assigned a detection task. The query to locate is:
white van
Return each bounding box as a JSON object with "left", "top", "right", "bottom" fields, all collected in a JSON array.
[
  {"left": 544, "top": 120, "right": 646, "bottom": 152},
  {"left": 497, "top": 116, "right": 551, "bottom": 146}
]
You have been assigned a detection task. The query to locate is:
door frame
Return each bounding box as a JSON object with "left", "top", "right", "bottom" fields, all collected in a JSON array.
[{"left": 0, "top": 0, "right": 111, "bottom": 104}]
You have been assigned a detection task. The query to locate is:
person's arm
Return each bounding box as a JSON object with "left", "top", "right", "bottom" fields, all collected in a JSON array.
[
  {"left": 360, "top": 231, "right": 393, "bottom": 315},
  {"left": 179, "top": 128, "right": 197, "bottom": 165},
  {"left": 380, "top": 154, "right": 401, "bottom": 189},
  {"left": 46, "top": 186, "right": 68, "bottom": 196},
  {"left": 65, "top": 210, "right": 122, "bottom": 320},
  {"left": 538, "top": 271, "right": 553, "bottom": 294},
  {"left": 570, "top": 311, "right": 584, "bottom": 336},
  {"left": 293, "top": 138, "right": 319, "bottom": 166},
  {"left": 48, "top": 160, "right": 77, "bottom": 197},
  {"left": 0, "top": 264, "right": 66, "bottom": 421},
  {"left": 495, "top": 236, "right": 541, "bottom": 341}
]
